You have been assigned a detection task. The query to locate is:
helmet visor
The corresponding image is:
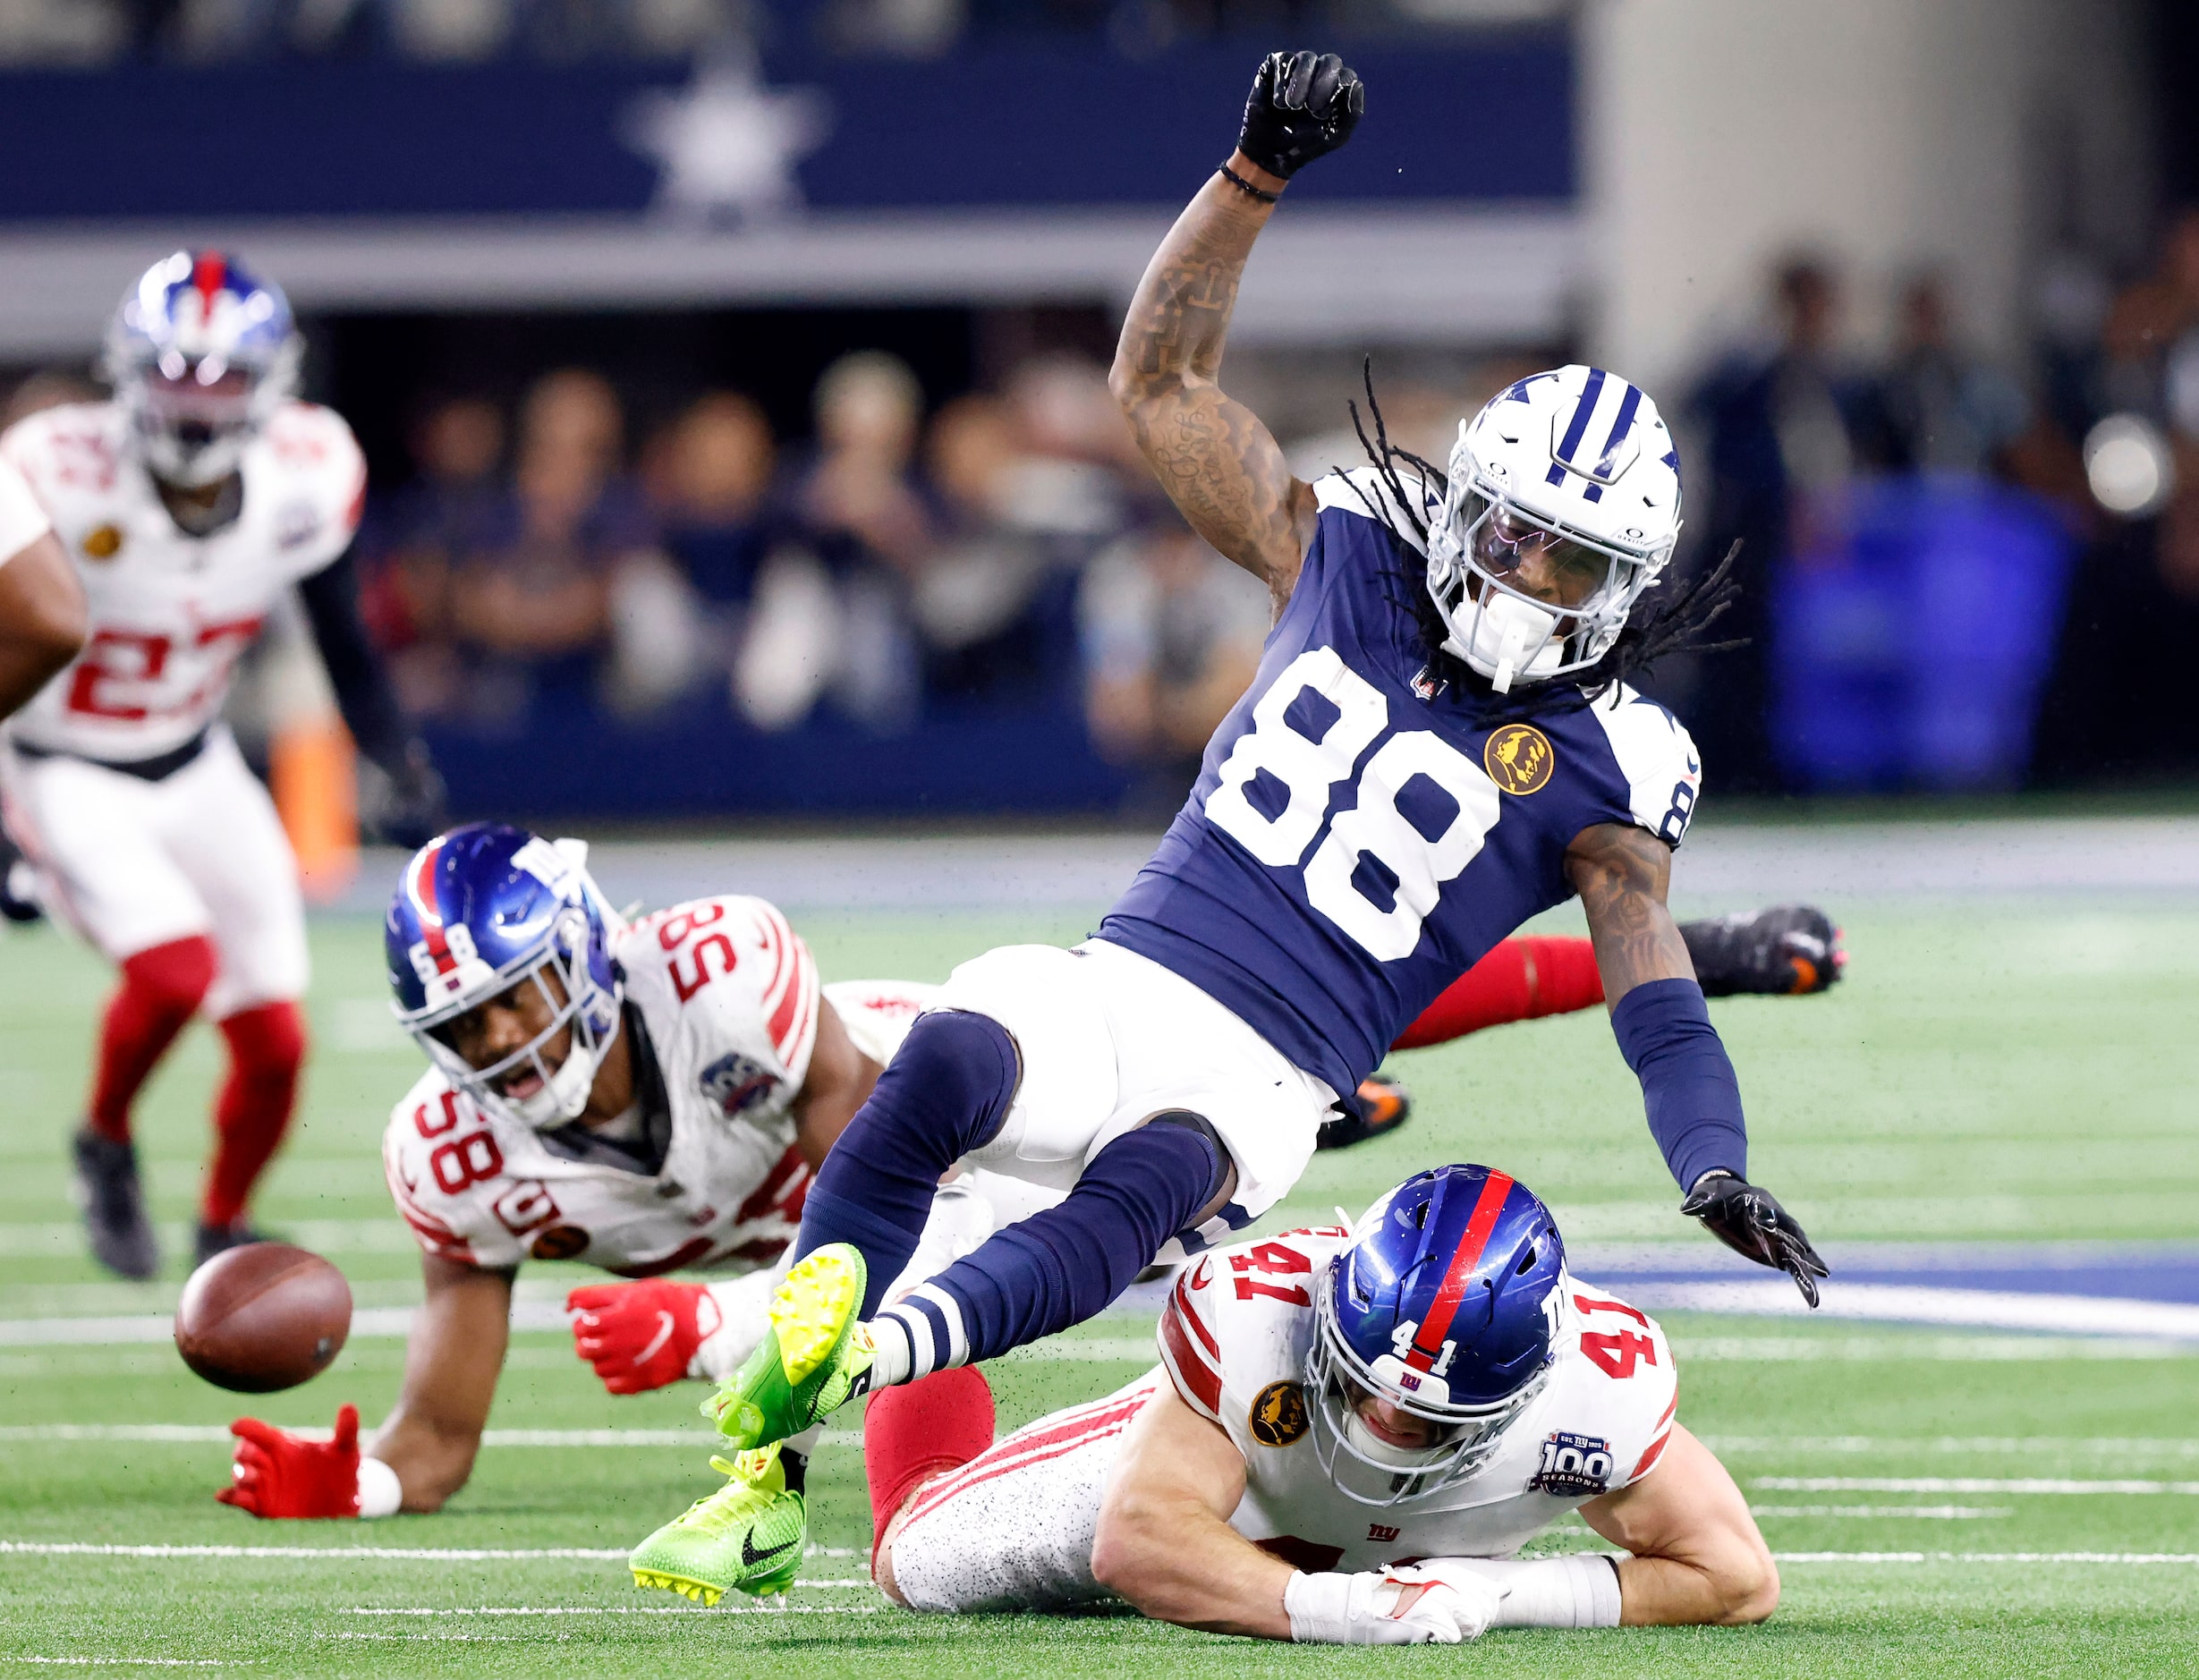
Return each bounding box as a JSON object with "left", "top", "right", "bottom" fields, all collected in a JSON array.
[{"left": 1462, "top": 491, "right": 1636, "bottom": 619}]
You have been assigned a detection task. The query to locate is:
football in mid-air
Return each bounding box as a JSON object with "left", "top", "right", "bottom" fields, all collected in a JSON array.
[{"left": 174, "top": 1243, "right": 353, "bottom": 1394}]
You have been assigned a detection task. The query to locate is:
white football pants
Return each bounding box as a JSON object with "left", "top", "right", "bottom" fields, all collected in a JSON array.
[{"left": 2, "top": 725, "right": 308, "bottom": 1016}]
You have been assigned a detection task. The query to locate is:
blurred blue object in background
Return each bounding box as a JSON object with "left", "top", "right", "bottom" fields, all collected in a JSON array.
[{"left": 1771, "top": 477, "right": 2074, "bottom": 793}]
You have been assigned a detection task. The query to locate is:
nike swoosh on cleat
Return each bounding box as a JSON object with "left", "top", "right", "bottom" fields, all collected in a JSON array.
[{"left": 742, "top": 1532, "right": 799, "bottom": 1569}]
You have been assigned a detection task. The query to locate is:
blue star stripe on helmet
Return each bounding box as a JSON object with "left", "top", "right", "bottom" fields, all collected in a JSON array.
[
  {"left": 1553, "top": 366, "right": 1607, "bottom": 469},
  {"left": 1592, "top": 381, "right": 1643, "bottom": 480}
]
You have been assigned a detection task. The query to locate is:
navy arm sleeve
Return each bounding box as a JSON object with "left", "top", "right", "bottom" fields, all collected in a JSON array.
[
  {"left": 1609, "top": 976, "right": 1748, "bottom": 1190},
  {"left": 296, "top": 550, "right": 412, "bottom": 776}
]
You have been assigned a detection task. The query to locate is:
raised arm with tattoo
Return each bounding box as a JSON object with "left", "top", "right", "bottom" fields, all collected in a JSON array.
[
  {"left": 1567, "top": 821, "right": 1829, "bottom": 1305},
  {"left": 1109, "top": 51, "right": 1363, "bottom": 609}
]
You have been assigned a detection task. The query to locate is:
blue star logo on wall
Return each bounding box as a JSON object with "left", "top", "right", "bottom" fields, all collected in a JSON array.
[{"left": 623, "top": 53, "right": 832, "bottom": 225}]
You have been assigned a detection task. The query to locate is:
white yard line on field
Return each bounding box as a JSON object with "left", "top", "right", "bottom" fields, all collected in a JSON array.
[
  {"left": 1673, "top": 1336, "right": 2195, "bottom": 1362},
  {"left": 0, "top": 1423, "right": 863, "bottom": 1449},
  {"left": 344, "top": 1605, "right": 873, "bottom": 1616},
  {"left": 1748, "top": 1506, "right": 2012, "bottom": 1519},
  {"left": 0, "top": 1541, "right": 628, "bottom": 1561},
  {"left": 0, "top": 1539, "right": 864, "bottom": 1562},
  {"left": 1754, "top": 1477, "right": 2199, "bottom": 1495},
  {"left": 1707, "top": 1436, "right": 2199, "bottom": 1456},
  {"left": 1634, "top": 1281, "right": 2199, "bottom": 1339},
  {"left": 1773, "top": 1552, "right": 2199, "bottom": 1564}
]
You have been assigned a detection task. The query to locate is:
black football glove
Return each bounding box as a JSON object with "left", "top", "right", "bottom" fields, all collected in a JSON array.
[
  {"left": 1680, "top": 1171, "right": 1830, "bottom": 1308},
  {"left": 361, "top": 739, "right": 447, "bottom": 851},
  {"left": 1237, "top": 50, "right": 1364, "bottom": 180}
]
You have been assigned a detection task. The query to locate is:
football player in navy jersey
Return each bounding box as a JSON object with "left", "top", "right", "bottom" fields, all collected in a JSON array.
[{"left": 626, "top": 50, "right": 1826, "bottom": 1602}]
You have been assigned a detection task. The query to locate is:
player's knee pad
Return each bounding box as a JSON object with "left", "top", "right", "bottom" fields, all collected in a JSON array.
[
  {"left": 1138, "top": 1110, "right": 1231, "bottom": 1212},
  {"left": 800, "top": 1010, "right": 1022, "bottom": 1301},
  {"left": 218, "top": 1000, "right": 308, "bottom": 1090},
  {"left": 858, "top": 1008, "right": 1022, "bottom": 1163},
  {"left": 912, "top": 1115, "right": 1227, "bottom": 1370},
  {"left": 1082, "top": 1111, "right": 1227, "bottom": 1255},
  {"left": 120, "top": 935, "right": 218, "bottom": 1019}
]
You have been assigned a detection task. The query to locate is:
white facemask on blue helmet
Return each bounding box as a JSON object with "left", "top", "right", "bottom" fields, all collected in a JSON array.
[
  {"left": 1425, "top": 366, "right": 1684, "bottom": 692},
  {"left": 386, "top": 824, "right": 624, "bottom": 1131},
  {"left": 102, "top": 250, "right": 302, "bottom": 489}
]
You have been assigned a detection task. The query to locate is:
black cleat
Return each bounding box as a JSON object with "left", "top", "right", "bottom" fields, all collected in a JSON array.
[
  {"left": 0, "top": 827, "right": 43, "bottom": 924},
  {"left": 1317, "top": 1073, "right": 1413, "bottom": 1152},
  {"left": 71, "top": 1127, "right": 158, "bottom": 1279},
  {"left": 1681, "top": 905, "right": 1846, "bottom": 997}
]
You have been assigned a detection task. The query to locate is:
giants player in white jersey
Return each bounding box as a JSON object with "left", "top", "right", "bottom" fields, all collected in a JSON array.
[
  {"left": 213, "top": 823, "right": 1037, "bottom": 1522},
  {"left": 866, "top": 1165, "right": 1776, "bottom": 1643},
  {"left": 201, "top": 819, "right": 1709, "bottom": 1529},
  {"left": 0, "top": 251, "right": 442, "bottom": 1278}
]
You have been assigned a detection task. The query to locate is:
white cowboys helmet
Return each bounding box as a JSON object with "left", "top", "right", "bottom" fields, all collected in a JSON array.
[{"left": 1425, "top": 366, "right": 1684, "bottom": 692}]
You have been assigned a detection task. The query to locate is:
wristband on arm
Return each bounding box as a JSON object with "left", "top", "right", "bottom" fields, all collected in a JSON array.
[
  {"left": 356, "top": 1455, "right": 402, "bottom": 1518},
  {"left": 1429, "top": 1555, "right": 1621, "bottom": 1628},
  {"left": 1609, "top": 977, "right": 1748, "bottom": 1191}
]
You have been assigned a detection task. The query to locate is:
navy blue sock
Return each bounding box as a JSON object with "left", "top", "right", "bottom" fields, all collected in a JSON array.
[
  {"left": 793, "top": 1009, "right": 1019, "bottom": 1316},
  {"left": 879, "top": 1113, "right": 1227, "bottom": 1377}
]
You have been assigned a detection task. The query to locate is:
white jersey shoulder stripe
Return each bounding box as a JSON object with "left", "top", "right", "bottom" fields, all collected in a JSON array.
[
  {"left": 1312, "top": 466, "right": 1433, "bottom": 556},
  {"left": 1583, "top": 683, "right": 1702, "bottom": 847}
]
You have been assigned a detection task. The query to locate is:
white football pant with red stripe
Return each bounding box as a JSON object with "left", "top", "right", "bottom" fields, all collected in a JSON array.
[{"left": 889, "top": 1377, "right": 1159, "bottom": 1614}]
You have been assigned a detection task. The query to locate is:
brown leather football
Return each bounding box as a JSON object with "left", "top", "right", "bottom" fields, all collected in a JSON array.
[{"left": 174, "top": 1243, "right": 353, "bottom": 1394}]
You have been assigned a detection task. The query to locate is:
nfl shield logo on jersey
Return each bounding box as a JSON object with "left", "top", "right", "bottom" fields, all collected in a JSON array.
[
  {"left": 1528, "top": 1431, "right": 1614, "bottom": 1497},
  {"left": 698, "top": 1051, "right": 776, "bottom": 1116}
]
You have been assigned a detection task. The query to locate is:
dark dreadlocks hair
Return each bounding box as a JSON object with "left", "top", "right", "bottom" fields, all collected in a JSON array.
[{"left": 1337, "top": 361, "right": 1747, "bottom": 719}]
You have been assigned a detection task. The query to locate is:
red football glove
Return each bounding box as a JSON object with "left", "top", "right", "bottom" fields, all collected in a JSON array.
[
  {"left": 217, "top": 1404, "right": 361, "bottom": 1519},
  {"left": 567, "top": 1280, "right": 717, "bottom": 1395}
]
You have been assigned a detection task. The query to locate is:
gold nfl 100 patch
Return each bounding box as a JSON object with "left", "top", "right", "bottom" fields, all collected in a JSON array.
[
  {"left": 1483, "top": 723, "right": 1554, "bottom": 795},
  {"left": 1249, "top": 1380, "right": 1310, "bottom": 1447}
]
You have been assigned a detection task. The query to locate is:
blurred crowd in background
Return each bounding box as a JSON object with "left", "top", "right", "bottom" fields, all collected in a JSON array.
[
  {"left": 12, "top": 204, "right": 2199, "bottom": 807},
  {"left": 335, "top": 349, "right": 1276, "bottom": 801},
  {"left": 1679, "top": 210, "right": 2199, "bottom": 794}
]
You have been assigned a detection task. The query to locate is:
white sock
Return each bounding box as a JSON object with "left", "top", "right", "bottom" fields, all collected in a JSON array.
[
  {"left": 1442, "top": 1556, "right": 1623, "bottom": 1628},
  {"left": 693, "top": 1272, "right": 779, "bottom": 1383},
  {"left": 864, "top": 1313, "right": 913, "bottom": 1389},
  {"left": 355, "top": 1456, "right": 403, "bottom": 1519}
]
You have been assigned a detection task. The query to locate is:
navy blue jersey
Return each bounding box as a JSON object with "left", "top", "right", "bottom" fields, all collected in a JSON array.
[{"left": 1100, "top": 471, "right": 1702, "bottom": 1097}]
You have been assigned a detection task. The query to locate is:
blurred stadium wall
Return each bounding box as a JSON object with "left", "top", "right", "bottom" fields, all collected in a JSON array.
[{"left": 1583, "top": 0, "right": 2155, "bottom": 390}]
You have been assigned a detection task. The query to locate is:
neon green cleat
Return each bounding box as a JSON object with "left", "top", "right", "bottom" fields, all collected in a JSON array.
[
  {"left": 702, "top": 1242, "right": 873, "bottom": 1451},
  {"left": 628, "top": 1446, "right": 807, "bottom": 1605}
]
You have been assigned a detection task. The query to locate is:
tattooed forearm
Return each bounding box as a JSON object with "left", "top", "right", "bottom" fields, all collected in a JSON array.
[
  {"left": 1566, "top": 823, "right": 1697, "bottom": 1006},
  {"left": 1110, "top": 168, "right": 1314, "bottom": 603}
]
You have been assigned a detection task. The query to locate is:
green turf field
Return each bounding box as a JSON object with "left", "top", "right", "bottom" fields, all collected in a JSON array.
[{"left": 2, "top": 899, "right": 2195, "bottom": 1676}]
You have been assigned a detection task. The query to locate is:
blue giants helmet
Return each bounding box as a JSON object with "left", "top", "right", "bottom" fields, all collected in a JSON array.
[
  {"left": 103, "top": 250, "right": 302, "bottom": 488},
  {"left": 1305, "top": 1164, "right": 1566, "bottom": 1506},
  {"left": 386, "top": 823, "right": 622, "bottom": 1130}
]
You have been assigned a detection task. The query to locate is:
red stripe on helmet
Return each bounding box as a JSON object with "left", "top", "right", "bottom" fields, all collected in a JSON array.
[
  {"left": 409, "top": 841, "right": 455, "bottom": 973},
  {"left": 191, "top": 250, "right": 227, "bottom": 315},
  {"left": 1405, "top": 1170, "right": 1516, "bottom": 1371}
]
